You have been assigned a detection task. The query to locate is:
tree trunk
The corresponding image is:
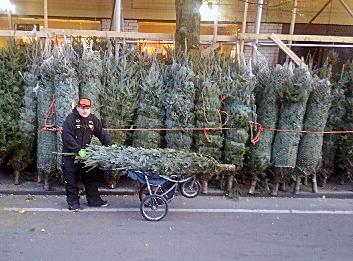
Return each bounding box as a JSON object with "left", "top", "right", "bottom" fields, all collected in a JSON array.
[
  {"left": 312, "top": 173, "right": 318, "bottom": 193},
  {"left": 175, "top": 0, "right": 202, "bottom": 53},
  {"left": 14, "top": 170, "right": 20, "bottom": 185},
  {"left": 294, "top": 176, "right": 301, "bottom": 194},
  {"left": 248, "top": 179, "right": 257, "bottom": 194}
]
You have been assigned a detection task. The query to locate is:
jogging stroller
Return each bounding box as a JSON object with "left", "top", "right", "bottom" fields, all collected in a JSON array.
[{"left": 128, "top": 170, "right": 202, "bottom": 221}]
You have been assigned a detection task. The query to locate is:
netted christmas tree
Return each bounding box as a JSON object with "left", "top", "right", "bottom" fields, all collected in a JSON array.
[
  {"left": 0, "top": 39, "right": 26, "bottom": 183},
  {"left": 271, "top": 63, "right": 312, "bottom": 194},
  {"left": 37, "top": 39, "right": 57, "bottom": 188},
  {"left": 132, "top": 58, "right": 165, "bottom": 149},
  {"left": 101, "top": 44, "right": 141, "bottom": 145},
  {"left": 246, "top": 49, "right": 292, "bottom": 193},
  {"left": 272, "top": 64, "right": 312, "bottom": 168},
  {"left": 12, "top": 40, "right": 41, "bottom": 183},
  {"left": 221, "top": 59, "right": 256, "bottom": 168},
  {"left": 164, "top": 57, "right": 195, "bottom": 150},
  {"left": 78, "top": 145, "right": 220, "bottom": 180},
  {"left": 53, "top": 39, "right": 80, "bottom": 172},
  {"left": 79, "top": 42, "right": 103, "bottom": 119},
  {"left": 296, "top": 76, "right": 332, "bottom": 192},
  {"left": 192, "top": 53, "right": 223, "bottom": 161}
]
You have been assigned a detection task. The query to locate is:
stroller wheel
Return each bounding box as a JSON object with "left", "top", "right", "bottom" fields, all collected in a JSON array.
[
  {"left": 140, "top": 195, "right": 168, "bottom": 221},
  {"left": 180, "top": 178, "right": 201, "bottom": 198}
]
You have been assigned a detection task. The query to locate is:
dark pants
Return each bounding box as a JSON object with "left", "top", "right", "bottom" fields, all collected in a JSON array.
[{"left": 62, "top": 156, "right": 102, "bottom": 206}]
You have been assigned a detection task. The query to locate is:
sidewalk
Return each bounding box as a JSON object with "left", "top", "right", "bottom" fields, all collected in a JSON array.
[{"left": 1, "top": 168, "right": 353, "bottom": 198}]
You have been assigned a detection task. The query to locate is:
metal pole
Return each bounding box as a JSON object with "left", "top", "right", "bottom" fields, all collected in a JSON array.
[
  {"left": 240, "top": 0, "right": 249, "bottom": 54},
  {"left": 114, "top": 0, "right": 122, "bottom": 59},
  {"left": 213, "top": 0, "right": 220, "bottom": 43},
  {"left": 114, "top": 0, "right": 122, "bottom": 32},
  {"left": 44, "top": 0, "right": 48, "bottom": 30},
  {"left": 7, "top": 10, "right": 12, "bottom": 30},
  {"left": 254, "top": 0, "right": 263, "bottom": 45},
  {"left": 252, "top": 0, "right": 263, "bottom": 59},
  {"left": 286, "top": 0, "right": 298, "bottom": 62}
]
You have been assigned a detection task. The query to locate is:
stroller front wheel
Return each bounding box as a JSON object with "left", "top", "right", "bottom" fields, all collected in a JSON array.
[
  {"left": 180, "top": 178, "right": 201, "bottom": 198},
  {"left": 140, "top": 195, "right": 168, "bottom": 221}
]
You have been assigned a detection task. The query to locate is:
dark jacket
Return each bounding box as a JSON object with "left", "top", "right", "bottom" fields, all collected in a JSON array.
[{"left": 61, "top": 109, "right": 112, "bottom": 153}]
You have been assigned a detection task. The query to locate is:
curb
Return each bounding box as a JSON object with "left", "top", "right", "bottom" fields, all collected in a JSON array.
[
  {"left": 243, "top": 191, "right": 353, "bottom": 199},
  {"left": 1, "top": 189, "right": 353, "bottom": 199}
]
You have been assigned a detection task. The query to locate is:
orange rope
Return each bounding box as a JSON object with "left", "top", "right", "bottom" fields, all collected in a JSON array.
[
  {"left": 40, "top": 95, "right": 57, "bottom": 132},
  {"left": 249, "top": 121, "right": 353, "bottom": 145}
]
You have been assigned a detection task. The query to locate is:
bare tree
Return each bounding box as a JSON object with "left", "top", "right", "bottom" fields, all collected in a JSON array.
[{"left": 175, "top": 0, "right": 202, "bottom": 53}]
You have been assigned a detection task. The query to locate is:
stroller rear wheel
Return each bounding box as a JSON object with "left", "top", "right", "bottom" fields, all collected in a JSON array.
[
  {"left": 180, "top": 178, "right": 201, "bottom": 198},
  {"left": 140, "top": 195, "right": 168, "bottom": 221}
]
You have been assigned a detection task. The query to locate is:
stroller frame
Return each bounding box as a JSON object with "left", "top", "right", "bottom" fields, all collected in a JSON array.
[{"left": 128, "top": 170, "right": 201, "bottom": 221}]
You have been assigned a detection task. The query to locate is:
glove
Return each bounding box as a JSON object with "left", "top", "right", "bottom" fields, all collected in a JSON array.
[
  {"left": 111, "top": 144, "right": 118, "bottom": 148},
  {"left": 78, "top": 149, "right": 88, "bottom": 158}
]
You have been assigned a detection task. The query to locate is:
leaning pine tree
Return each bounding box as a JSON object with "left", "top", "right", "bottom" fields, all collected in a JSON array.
[
  {"left": 13, "top": 40, "right": 41, "bottom": 184},
  {"left": 53, "top": 40, "right": 80, "bottom": 172},
  {"left": 101, "top": 44, "right": 141, "bottom": 145},
  {"left": 193, "top": 53, "right": 223, "bottom": 161},
  {"left": 336, "top": 63, "right": 353, "bottom": 185},
  {"left": 321, "top": 79, "right": 346, "bottom": 185},
  {"left": 221, "top": 61, "right": 256, "bottom": 170},
  {"left": 37, "top": 39, "right": 57, "bottom": 190},
  {"left": 296, "top": 75, "right": 332, "bottom": 193},
  {"left": 247, "top": 57, "right": 291, "bottom": 193},
  {"left": 133, "top": 58, "right": 165, "bottom": 149},
  {"left": 79, "top": 43, "right": 103, "bottom": 119},
  {"left": 164, "top": 57, "right": 195, "bottom": 150},
  {"left": 0, "top": 39, "right": 26, "bottom": 184},
  {"left": 271, "top": 64, "right": 312, "bottom": 195}
]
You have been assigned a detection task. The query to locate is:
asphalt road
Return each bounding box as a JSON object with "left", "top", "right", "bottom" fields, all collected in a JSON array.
[{"left": 1, "top": 195, "right": 353, "bottom": 261}]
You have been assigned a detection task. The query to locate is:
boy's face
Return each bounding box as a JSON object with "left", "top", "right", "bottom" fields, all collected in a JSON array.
[{"left": 77, "top": 106, "right": 91, "bottom": 118}]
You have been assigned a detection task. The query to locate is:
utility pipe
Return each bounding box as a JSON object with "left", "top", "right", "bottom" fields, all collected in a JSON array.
[
  {"left": 44, "top": 0, "right": 48, "bottom": 30},
  {"left": 114, "top": 0, "right": 122, "bottom": 32}
]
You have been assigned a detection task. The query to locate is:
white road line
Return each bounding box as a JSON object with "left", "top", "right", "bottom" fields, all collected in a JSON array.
[{"left": 1, "top": 207, "right": 353, "bottom": 215}]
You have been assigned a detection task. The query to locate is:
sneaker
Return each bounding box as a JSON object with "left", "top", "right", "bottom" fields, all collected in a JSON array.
[
  {"left": 68, "top": 204, "right": 81, "bottom": 212},
  {"left": 88, "top": 200, "right": 108, "bottom": 208}
]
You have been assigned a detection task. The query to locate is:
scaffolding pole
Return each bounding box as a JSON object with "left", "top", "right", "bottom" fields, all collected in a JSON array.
[
  {"left": 253, "top": 0, "right": 264, "bottom": 59},
  {"left": 44, "top": 0, "right": 48, "bottom": 30},
  {"left": 240, "top": 0, "right": 249, "bottom": 54}
]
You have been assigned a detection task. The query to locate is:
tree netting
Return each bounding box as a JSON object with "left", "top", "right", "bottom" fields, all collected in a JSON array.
[
  {"left": 272, "top": 64, "right": 312, "bottom": 168},
  {"left": 78, "top": 145, "right": 220, "bottom": 180},
  {"left": 79, "top": 43, "right": 103, "bottom": 119},
  {"left": 37, "top": 40, "right": 57, "bottom": 175},
  {"left": 296, "top": 77, "right": 332, "bottom": 175},
  {"left": 101, "top": 44, "right": 141, "bottom": 145},
  {"left": 247, "top": 49, "right": 292, "bottom": 173},
  {"left": 164, "top": 58, "right": 195, "bottom": 150},
  {"left": 132, "top": 58, "right": 165, "bottom": 149},
  {"left": 193, "top": 53, "right": 223, "bottom": 160},
  {"left": 53, "top": 41, "right": 80, "bottom": 171}
]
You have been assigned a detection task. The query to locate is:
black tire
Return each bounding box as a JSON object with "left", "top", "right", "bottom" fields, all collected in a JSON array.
[
  {"left": 140, "top": 195, "right": 168, "bottom": 221},
  {"left": 180, "top": 179, "right": 201, "bottom": 198},
  {"left": 138, "top": 185, "right": 165, "bottom": 202}
]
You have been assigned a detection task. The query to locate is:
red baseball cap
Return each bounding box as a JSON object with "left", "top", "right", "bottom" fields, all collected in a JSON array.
[{"left": 78, "top": 98, "right": 91, "bottom": 108}]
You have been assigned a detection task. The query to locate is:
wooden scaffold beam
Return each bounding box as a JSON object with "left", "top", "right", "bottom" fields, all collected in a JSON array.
[{"left": 270, "top": 33, "right": 302, "bottom": 66}]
